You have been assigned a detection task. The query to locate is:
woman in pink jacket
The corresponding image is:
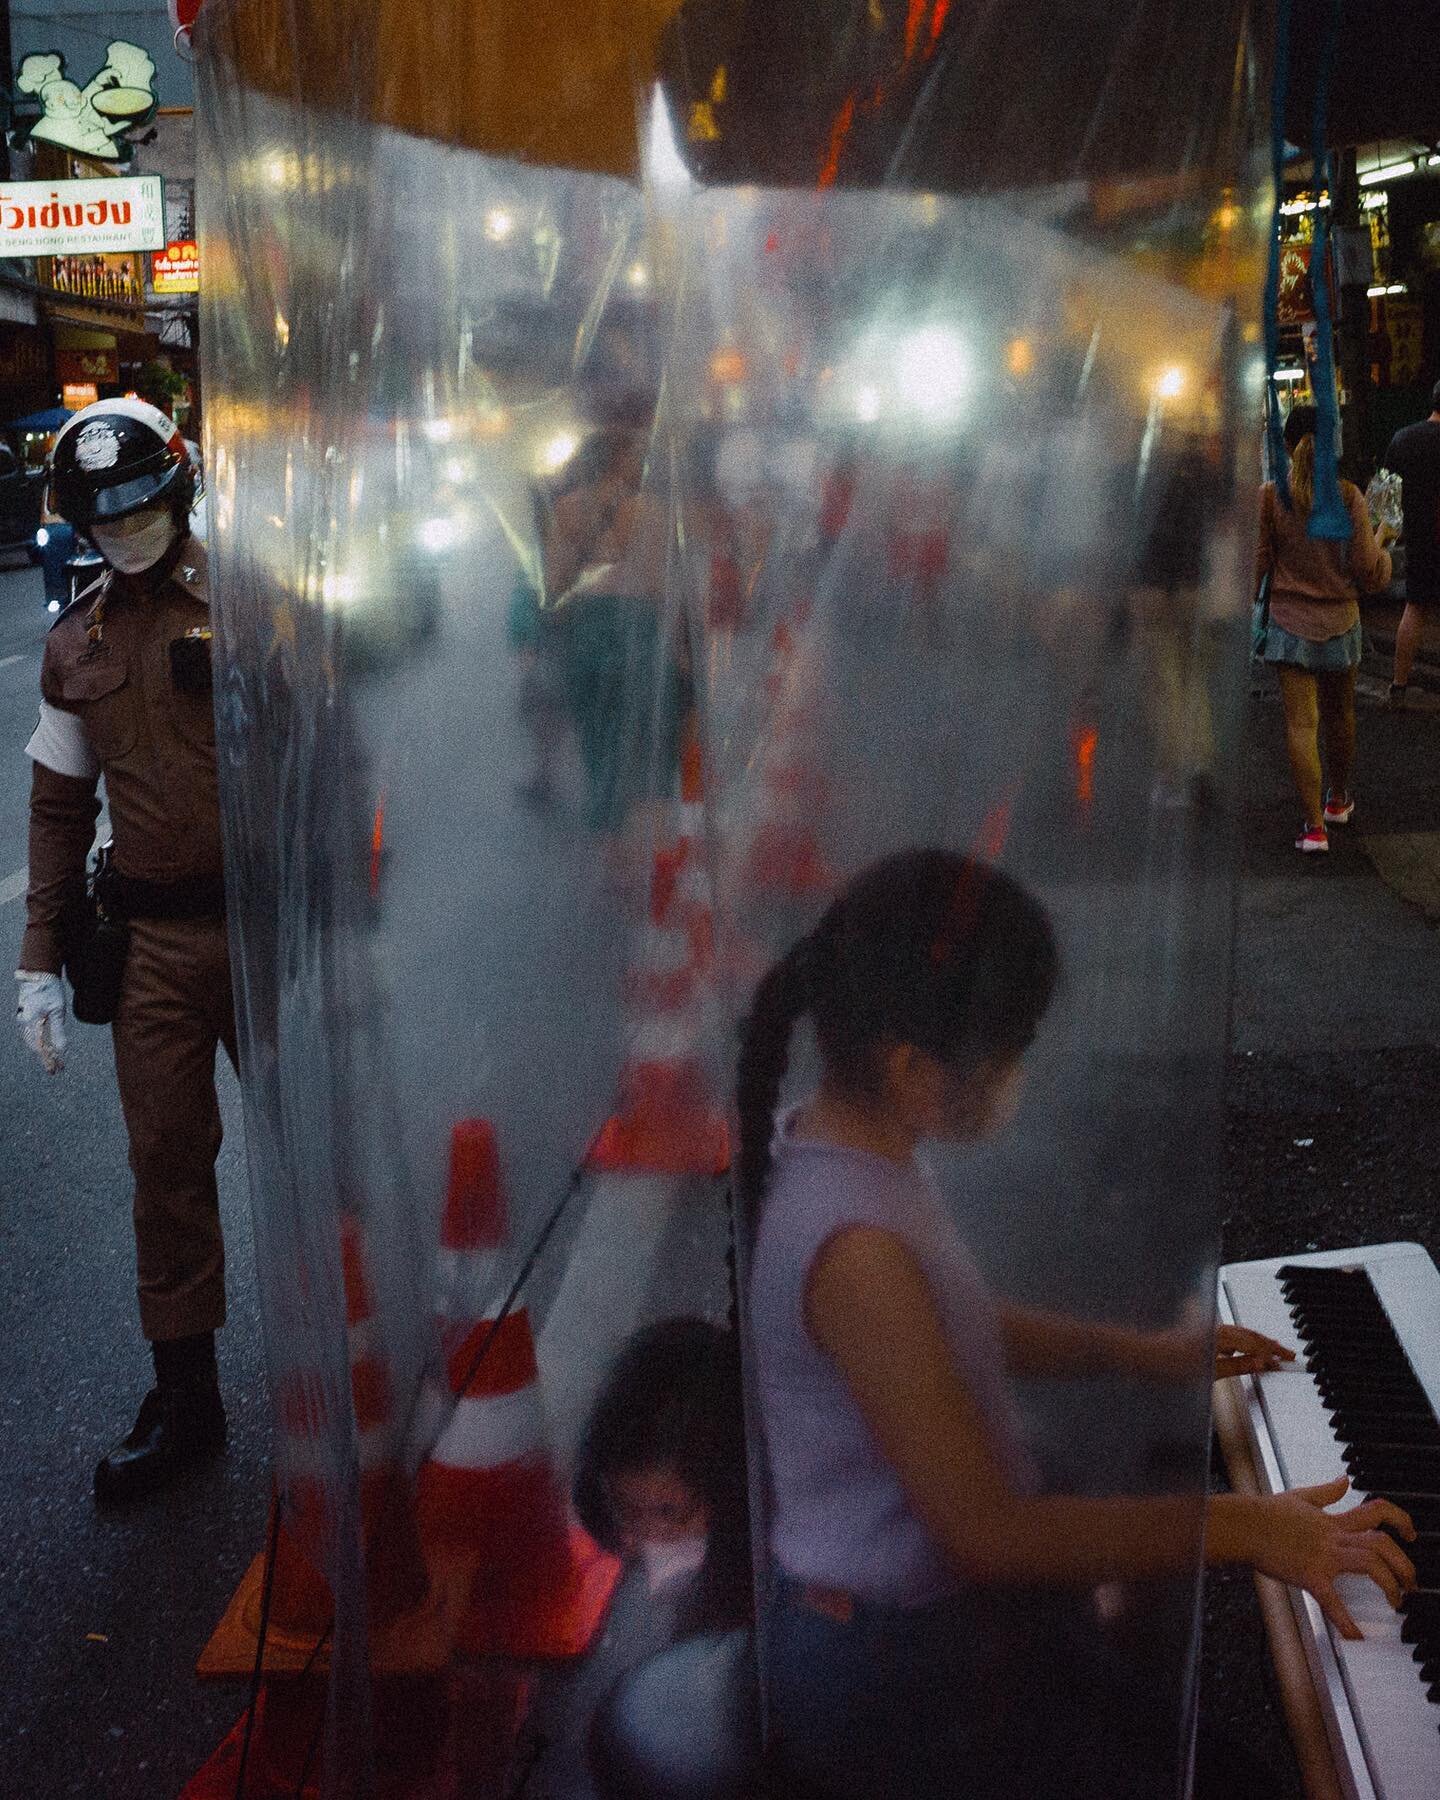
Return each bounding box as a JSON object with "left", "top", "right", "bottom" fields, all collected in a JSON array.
[{"left": 1256, "top": 405, "right": 1394, "bottom": 852}]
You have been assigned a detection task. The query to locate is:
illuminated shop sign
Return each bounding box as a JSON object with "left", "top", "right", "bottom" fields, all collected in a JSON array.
[
  {"left": 0, "top": 176, "right": 164, "bottom": 257},
  {"left": 152, "top": 239, "right": 199, "bottom": 293}
]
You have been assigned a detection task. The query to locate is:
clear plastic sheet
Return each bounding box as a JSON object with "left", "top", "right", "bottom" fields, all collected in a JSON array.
[{"left": 196, "top": 3, "right": 1269, "bottom": 1795}]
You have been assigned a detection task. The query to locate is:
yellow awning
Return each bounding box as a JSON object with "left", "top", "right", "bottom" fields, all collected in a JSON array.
[{"left": 200, "top": 0, "right": 686, "bottom": 177}]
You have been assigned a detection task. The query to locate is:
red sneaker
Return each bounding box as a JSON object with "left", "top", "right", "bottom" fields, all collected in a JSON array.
[
  {"left": 1296, "top": 824, "right": 1330, "bottom": 854},
  {"left": 1323, "top": 793, "right": 1354, "bottom": 825}
]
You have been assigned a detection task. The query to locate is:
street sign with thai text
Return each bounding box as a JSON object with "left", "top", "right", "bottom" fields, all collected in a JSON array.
[
  {"left": 152, "top": 240, "right": 199, "bottom": 293},
  {"left": 0, "top": 176, "right": 164, "bottom": 258}
]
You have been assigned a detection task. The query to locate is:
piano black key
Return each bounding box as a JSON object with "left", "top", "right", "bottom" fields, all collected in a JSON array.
[
  {"left": 1312, "top": 1346, "right": 1413, "bottom": 1366},
  {"left": 1331, "top": 1416, "right": 1440, "bottom": 1449},
  {"left": 1405, "top": 1544, "right": 1440, "bottom": 1588},
  {"left": 1346, "top": 1452, "right": 1440, "bottom": 1493},
  {"left": 1293, "top": 1313, "right": 1401, "bottom": 1336},
  {"left": 1319, "top": 1385, "right": 1433, "bottom": 1411},
  {"left": 1381, "top": 1497, "right": 1440, "bottom": 1533},
  {"left": 1330, "top": 1410, "right": 1440, "bottom": 1436},
  {"left": 1401, "top": 1611, "right": 1440, "bottom": 1646}
]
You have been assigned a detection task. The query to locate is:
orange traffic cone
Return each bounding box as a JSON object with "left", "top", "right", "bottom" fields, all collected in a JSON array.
[
  {"left": 744, "top": 613, "right": 836, "bottom": 900},
  {"left": 417, "top": 1121, "right": 619, "bottom": 1659},
  {"left": 590, "top": 729, "right": 730, "bottom": 1178},
  {"left": 199, "top": 1213, "right": 438, "bottom": 1681},
  {"left": 339, "top": 1211, "right": 431, "bottom": 1628}
]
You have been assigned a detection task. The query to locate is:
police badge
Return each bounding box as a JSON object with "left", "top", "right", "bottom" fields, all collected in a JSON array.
[{"left": 75, "top": 422, "right": 121, "bottom": 472}]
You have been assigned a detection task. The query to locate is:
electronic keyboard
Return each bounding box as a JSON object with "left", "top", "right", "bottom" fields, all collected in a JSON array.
[{"left": 1218, "top": 1242, "right": 1440, "bottom": 1800}]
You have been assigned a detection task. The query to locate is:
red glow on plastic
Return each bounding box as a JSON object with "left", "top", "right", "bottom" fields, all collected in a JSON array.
[
  {"left": 818, "top": 93, "right": 857, "bottom": 189},
  {"left": 905, "top": 0, "right": 928, "bottom": 59},
  {"left": 1074, "top": 724, "right": 1099, "bottom": 809},
  {"left": 974, "top": 796, "right": 1014, "bottom": 864},
  {"left": 369, "top": 789, "right": 385, "bottom": 898},
  {"left": 929, "top": 0, "right": 952, "bottom": 50}
]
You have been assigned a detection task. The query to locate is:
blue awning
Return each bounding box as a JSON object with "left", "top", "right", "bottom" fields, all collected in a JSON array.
[{"left": 8, "top": 407, "right": 72, "bottom": 432}]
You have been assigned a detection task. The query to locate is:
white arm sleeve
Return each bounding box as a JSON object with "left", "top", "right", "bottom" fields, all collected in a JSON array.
[{"left": 25, "top": 699, "right": 100, "bottom": 781}]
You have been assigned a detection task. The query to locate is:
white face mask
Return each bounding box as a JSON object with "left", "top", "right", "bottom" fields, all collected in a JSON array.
[
  {"left": 90, "top": 507, "right": 178, "bottom": 575},
  {"left": 638, "top": 1536, "right": 708, "bottom": 1594}
]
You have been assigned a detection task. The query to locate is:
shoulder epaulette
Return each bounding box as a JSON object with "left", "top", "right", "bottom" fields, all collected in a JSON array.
[{"left": 48, "top": 570, "right": 109, "bottom": 632}]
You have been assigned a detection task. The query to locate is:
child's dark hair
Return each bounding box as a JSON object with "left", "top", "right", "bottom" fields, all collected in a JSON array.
[
  {"left": 574, "top": 1317, "right": 752, "bottom": 1632},
  {"left": 736, "top": 848, "right": 1059, "bottom": 1222}
]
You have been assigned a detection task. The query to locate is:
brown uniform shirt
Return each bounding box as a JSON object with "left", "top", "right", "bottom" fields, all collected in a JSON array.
[{"left": 20, "top": 538, "right": 221, "bottom": 973}]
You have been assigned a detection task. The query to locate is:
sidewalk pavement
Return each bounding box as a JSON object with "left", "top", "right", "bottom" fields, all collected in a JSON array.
[{"left": 1363, "top": 593, "right": 1440, "bottom": 692}]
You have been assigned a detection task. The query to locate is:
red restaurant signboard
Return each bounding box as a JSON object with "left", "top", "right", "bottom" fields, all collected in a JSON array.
[{"left": 152, "top": 240, "right": 199, "bottom": 294}]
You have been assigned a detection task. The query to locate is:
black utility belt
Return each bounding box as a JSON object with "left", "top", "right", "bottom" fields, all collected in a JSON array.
[{"left": 107, "top": 871, "right": 227, "bottom": 922}]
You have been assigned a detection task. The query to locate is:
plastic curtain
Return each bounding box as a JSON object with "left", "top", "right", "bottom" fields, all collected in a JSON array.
[{"left": 195, "top": 2, "right": 1269, "bottom": 1795}]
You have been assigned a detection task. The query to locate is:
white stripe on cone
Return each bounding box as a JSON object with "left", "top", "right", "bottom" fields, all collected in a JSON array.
[
  {"left": 429, "top": 1384, "right": 547, "bottom": 1473},
  {"left": 436, "top": 1246, "right": 506, "bottom": 1318}
]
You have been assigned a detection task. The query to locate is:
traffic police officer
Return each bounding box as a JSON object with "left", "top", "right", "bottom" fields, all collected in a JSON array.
[{"left": 15, "top": 398, "right": 236, "bottom": 1506}]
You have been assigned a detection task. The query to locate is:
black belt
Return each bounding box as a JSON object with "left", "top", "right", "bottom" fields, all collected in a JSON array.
[{"left": 107, "top": 871, "right": 227, "bottom": 922}]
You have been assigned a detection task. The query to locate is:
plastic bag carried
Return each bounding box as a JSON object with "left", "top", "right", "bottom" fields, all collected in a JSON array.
[{"left": 193, "top": 1, "right": 1268, "bottom": 1794}]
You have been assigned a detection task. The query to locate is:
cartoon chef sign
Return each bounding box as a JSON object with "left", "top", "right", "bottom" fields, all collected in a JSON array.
[{"left": 14, "top": 42, "right": 159, "bottom": 161}]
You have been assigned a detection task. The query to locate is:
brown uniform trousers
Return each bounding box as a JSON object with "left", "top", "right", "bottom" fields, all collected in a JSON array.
[{"left": 22, "top": 540, "right": 238, "bottom": 1342}]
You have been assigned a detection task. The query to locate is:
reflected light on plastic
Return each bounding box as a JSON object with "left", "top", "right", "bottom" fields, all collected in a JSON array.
[
  {"left": 319, "top": 571, "right": 360, "bottom": 606},
  {"left": 1006, "top": 337, "right": 1035, "bottom": 379},
  {"left": 418, "top": 516, "right": 462, "bottom": 555},
  {"left": 538, "top": 431, "right": 579, "bottom": 475},
  {"left": 422, "top": 417, "right": 456, "bottom": 444},
  {"left": 710, "top": 346, "right": 748, "bottom": 385},
  {"left": 443, "top": 458, "right": 469, "bottom": 485},
  {"left": 895, "top": 327, "right": 969, "bottom": 419},
  {"left": 1154, "top": 364, "right": 1188, "bottom": 401},
  {"left": 854, "top": 385, "right": 883, "bottom": 424},
  {"left": 627, "top": 262, "right": 650, "bottom": 290},
  {"left": 35, "top": 526, "right": 48, "bottom": 547},
  {"left": 485, "top": 208, "right": 515, "bottom": 242},
  {"left": 47, "top": 599, "right": 60, "bottom": 613},
  {"left": 645, "top": 84, "right": 693, "bottom": 189}
]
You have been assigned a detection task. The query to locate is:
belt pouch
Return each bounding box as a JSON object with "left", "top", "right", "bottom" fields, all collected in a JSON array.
[{"left": 65, "top": 848, "right": 132, "bottom": 1026}]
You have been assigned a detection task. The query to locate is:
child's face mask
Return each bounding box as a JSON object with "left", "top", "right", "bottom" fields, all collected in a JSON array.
[{"left": 639, "top": 1535, "right": 709, "bottom": 1594}]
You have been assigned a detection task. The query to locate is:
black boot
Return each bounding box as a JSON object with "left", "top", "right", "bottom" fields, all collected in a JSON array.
[{"left": 93, "top": 1333, "right": 227, "bottom": 1507}]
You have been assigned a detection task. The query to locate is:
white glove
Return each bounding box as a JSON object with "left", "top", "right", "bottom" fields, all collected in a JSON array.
[{"left": 16, "top": 970, "right": 67, "bottom": 1074}]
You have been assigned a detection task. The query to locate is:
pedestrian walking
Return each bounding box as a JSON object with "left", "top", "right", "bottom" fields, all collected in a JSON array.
[
  {"left": 1378, "top": 378, "right": 1440, "bottom": 704},
  {"left": 1254, "top": 405, "right": 1393, "bottom": 853},
  {"left": 14, "top": 398, "right": 235, "bottom": 1506}
]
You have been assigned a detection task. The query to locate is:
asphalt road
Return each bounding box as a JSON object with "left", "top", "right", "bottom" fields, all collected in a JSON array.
[
  {"left": 0, "top": 542, "right": 1435, "bottom": 1797},
  {"left": 0, "top": 555, "right": 268, "bottom": 1799}
]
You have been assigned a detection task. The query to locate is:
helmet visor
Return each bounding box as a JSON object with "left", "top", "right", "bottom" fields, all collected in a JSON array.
[{"left": 82, "top": 464, "right": 186, "bottom": 524}]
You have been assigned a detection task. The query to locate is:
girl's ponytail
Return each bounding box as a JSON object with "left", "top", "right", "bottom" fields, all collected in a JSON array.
[
  {"left": 735, "top": 938, "right": 815, "bottom": 1229},
  {"left": 1289, "top": 434, "right": 1316, "bottom": 516}
]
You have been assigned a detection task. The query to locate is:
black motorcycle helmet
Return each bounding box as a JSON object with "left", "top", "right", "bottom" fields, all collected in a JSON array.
[{"left": 48, "top": 397, "right": 196, "bottom": 531}]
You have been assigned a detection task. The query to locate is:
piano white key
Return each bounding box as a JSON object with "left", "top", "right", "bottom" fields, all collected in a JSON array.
[
  {"left": 1222, "top": 1262, "right": 1354, "bottom": 1492},
  {"left": 1220, "top": 1244, "right": 1440, "bottom": 1800}
]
